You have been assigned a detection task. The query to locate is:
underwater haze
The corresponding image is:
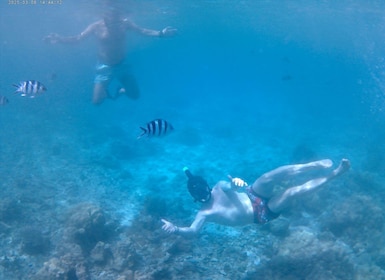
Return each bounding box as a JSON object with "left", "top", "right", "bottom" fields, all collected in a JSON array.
[{"left": 1, "top": 0, "right": 385, "bottom": 279}]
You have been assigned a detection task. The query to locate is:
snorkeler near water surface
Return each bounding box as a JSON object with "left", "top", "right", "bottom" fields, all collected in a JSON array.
[
  {"left": 44, "top": 6, "right": 177, "bottom": 105},
  {"left": 162, "top": 159, "right": 350, "bottom": 236}
]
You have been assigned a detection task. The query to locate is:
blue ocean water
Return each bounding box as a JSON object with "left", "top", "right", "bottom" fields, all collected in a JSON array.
[{"left": 1, "top": 0, "right": 385, "bottom": 279}]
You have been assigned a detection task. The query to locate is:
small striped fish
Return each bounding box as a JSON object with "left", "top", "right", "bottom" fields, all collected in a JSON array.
[
  {"left": 13, "top": 80, "right": 47, "bottom": 97},
  {"left": 137, "top": 119, "right": 174, "bottom": 139}
]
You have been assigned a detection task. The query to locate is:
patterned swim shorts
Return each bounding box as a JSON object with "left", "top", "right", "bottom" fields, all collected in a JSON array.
[{"left": 246, "top": 187, "right": 280, "bottom": 224}]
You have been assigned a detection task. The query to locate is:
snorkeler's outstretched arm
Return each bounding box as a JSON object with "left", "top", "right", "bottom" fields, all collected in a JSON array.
[
  {"left": 124, "top": 19, "right": 177, "bottom": 37},
  {"left": 161, "top": 212, "right": 206, "bottom": 237},
  {"left": 44, "top": 22, "right": 98, "bottom": 44}
]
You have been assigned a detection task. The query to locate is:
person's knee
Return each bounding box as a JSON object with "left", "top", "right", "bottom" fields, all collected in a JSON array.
[{"left": 255, "top": 174, "right": 271, "bottom": 185}]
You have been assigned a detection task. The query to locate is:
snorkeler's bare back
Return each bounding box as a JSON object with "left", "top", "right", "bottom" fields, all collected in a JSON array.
[{"left": 203, "top": 186, "right": 254, "bottom": 226}]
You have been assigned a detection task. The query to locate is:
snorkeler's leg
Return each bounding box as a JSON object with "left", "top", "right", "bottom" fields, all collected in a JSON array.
[
  {"left": 251, "top": 159, "right": 334, "bottom": 198},
  {"left": 267, "top": 159, "right": 350, "bottom": 213},
  {"left": 93, "top": 63, "right": 112, "bottom": 104},
  {"left": 92, "top": 83, "right": 109, "bottom": 104},
  {"left": 119, "top": 73, "right": 140, "bottom": 100}
]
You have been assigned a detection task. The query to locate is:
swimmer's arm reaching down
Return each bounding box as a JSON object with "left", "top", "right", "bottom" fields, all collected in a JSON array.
[{"left": 161, "top": 212, "right": 206, "bottom": 237}]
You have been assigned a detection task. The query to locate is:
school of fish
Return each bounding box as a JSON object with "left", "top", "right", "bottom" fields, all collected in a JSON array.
[{"left": 4, "top": 80, "right": 174, "bottom": 139}]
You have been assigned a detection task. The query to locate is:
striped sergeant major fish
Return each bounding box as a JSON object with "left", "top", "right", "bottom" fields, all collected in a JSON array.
[
  {"left": 137, "top": 119, "right": 174, "bottom": 139},
  {"left": 13, "top": 80, "right": 47, "bottom": 97}
]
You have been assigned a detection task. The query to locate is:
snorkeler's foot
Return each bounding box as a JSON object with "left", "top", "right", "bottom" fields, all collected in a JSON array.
[
  {"left": 118, "top": 87, "right": 139, "bottom": 100},
  {"left": 117, "top": 87, "right": 126, "bottom": 96},
  {"left": 106, "top": 88, "right": 124, "bottom": 100},
  {"left": 332, "top": 159, "right": 350, "bottom": 176},
  {"left": 110, "top": 87, "right": 128, "bottom": 99}
]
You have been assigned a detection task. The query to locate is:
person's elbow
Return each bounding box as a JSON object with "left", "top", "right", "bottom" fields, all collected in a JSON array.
[{"left": 179, "top": 226, "right": 200, "bottom": 237}]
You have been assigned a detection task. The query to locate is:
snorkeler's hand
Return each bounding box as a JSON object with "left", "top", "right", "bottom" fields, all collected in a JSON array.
[
  {"left": 43, "top": 33, "right": 61, "bottom": 44},
  {"left": 161, "top": 219, "right": 179, "bottom": 233},
  {"left": 228, "top": 175, "right": 248, "bottom": 188},
  {"left": 160, "top": 26, "right": 177, "bottom": 37}
]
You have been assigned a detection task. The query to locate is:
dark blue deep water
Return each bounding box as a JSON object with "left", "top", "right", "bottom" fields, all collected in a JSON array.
[{"left": 1, "top": 1, "right": 385, "bottom": 279}]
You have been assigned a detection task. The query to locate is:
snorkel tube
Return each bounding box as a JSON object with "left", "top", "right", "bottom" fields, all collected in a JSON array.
[{"left": 183, "top": 166, "right": 193, "bottom": 179}]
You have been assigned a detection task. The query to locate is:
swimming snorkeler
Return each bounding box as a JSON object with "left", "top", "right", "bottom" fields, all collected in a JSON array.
[
  {"left": 44, "top": 5, "right": 177, "bottom": 104},
  {"left": 161, "top": 159, "right": 350, "bottom": 236}
]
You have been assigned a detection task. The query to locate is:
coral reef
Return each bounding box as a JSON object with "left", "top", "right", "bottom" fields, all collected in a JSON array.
[
  {"left": 261, "top": 226, "right": 354, "bottom": 279},
  {"left": 322, "top": 194, "right": 385, "bottom": 268},
  {"left": 66, "top": 203, "right": 117, "bottom": 253},
  {"left": 20, "top": 227, "right": 50, "bottom": 255},
  {"left": 1, "top": 177, "right": 385, "bottom": 279},
  {"left": 0, "top": 199, "right": 23, "bottom": 224}
]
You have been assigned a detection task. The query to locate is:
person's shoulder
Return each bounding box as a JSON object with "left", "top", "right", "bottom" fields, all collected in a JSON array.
[
  {"left": 212, "top": 180, "right": 231, "bottom": 192},
  {"left": 215, "top": 180, "right": 229, "bottom": 187}
]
